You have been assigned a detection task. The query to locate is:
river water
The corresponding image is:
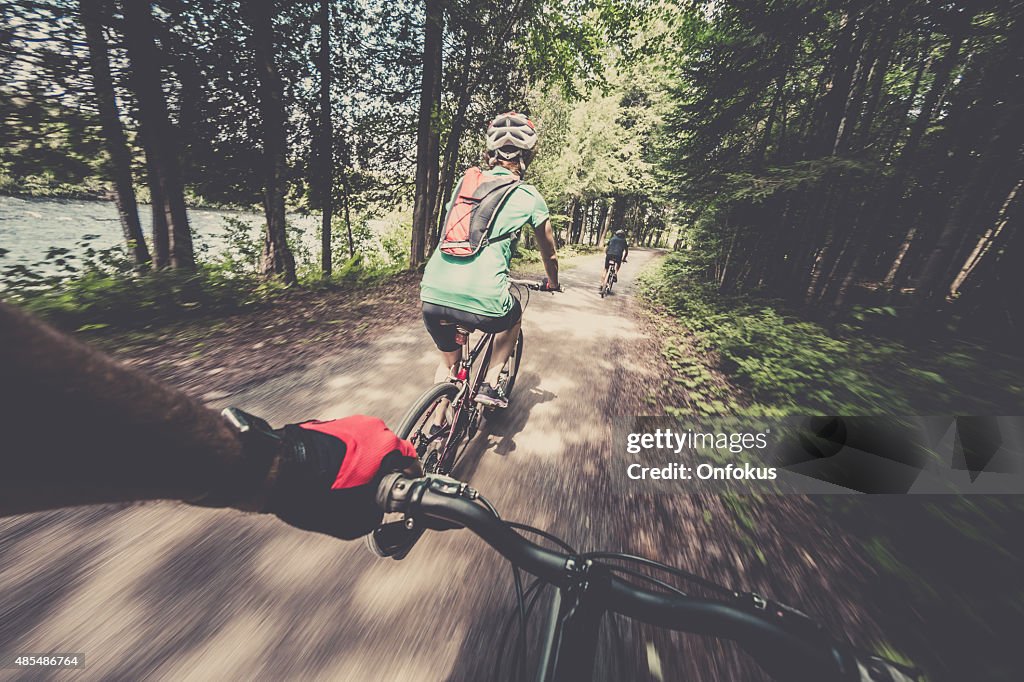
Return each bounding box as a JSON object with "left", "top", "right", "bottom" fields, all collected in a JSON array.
[{"left": 0, "top": 195, "right": 319, "bottom": 267}]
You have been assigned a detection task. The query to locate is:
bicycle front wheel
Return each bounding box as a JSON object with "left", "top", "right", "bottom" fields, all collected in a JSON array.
[{"left": 396, "top": 382, "right": 460, "bottom": 472}]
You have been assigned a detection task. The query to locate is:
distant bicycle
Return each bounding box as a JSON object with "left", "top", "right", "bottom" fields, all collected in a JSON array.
[
  {"left": 599, "top": 260, "right": 618, "bottom": 298},
  {"left": 397, "top": 278, "right": 560, "bottom": 475}
]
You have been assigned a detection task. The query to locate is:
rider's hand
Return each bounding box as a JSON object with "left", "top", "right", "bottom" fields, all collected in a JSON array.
[
  {"left": 541, "top": 276, "right": 560, "bottom": 292},
  {"left": 267, "top": 414, "right": 421, "bottom": 539}
]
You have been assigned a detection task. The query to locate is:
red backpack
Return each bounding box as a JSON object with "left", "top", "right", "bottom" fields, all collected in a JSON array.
[{"left": 438, "top": 167, "right": 522, "bottom": 257}]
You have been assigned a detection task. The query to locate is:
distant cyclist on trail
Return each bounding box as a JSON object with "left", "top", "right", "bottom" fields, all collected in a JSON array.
[
  {"left": 419, "top": 111, "right": 559, "bottom": 409},
  {"left": 602, "top": 229, "right": 629, "bottom": 291}
]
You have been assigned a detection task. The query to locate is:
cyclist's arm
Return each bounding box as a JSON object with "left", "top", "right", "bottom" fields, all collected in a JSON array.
[
  {"left": 533, "top": 218, "right": 559, "bottom": 288},
  {"left": 0, "top": 301, "right": 271, "bottom": 517}
]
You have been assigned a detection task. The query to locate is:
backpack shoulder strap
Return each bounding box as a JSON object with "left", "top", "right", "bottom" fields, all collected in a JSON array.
[
  {"left": 472, "top": 176, "right": 522, "bottom": 246},
  {"left": 436, "top": 173, "right": 469, "bottom": 243}
]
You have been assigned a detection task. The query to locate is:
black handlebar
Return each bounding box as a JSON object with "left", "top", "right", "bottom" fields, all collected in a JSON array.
[
  {"left": 508, "top": 278, "right": 562, "bottom": 293},
  {"left": 375, "top": 474, "right": 921, "bottom": 682}
]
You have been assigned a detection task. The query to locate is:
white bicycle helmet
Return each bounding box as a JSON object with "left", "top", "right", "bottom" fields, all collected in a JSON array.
[{"left": 486, "top": 111, "right": 538, "bottom": 162}]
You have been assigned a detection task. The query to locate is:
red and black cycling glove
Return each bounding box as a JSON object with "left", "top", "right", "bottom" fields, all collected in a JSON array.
[
  {"left": 270, "top": 415, "right": 420, "bottom": 539},
  {"left": 215, "top": 409, "right": 420, "bottom": 539}
]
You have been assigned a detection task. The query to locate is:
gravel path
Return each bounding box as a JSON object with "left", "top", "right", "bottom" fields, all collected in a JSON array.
[{"left": 0, "top": 250, "right": 892, "bottom": 681}]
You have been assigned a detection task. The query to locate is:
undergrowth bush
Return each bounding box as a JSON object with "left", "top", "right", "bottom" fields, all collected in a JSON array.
[
  {"left": 1, "top": 215, "right": 408, "bottom": 331},
  {"left": 641, "top": 253, "right": 1024, "bottom": 414}
]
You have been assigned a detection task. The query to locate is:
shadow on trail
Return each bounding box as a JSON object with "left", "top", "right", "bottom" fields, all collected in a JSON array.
[{"left": 451, "top": 371, "right": 556, "bottom": 482}]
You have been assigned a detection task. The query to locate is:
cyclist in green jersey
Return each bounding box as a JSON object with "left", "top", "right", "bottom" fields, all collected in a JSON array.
[{"left": 420, "top": 112, "right": 559, "bottom": 408}]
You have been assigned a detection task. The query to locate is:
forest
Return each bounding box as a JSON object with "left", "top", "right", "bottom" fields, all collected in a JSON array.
[
  {"left": 3, "top": 4, "right": 1024, "bottom": 681},
  {"left": 2, "top": 0, "right": 1023, "bottom": 364}
]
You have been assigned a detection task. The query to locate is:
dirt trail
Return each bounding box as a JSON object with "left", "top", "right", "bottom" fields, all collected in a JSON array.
[{"left": 0, "top": 250, "right": 880, "bottom": 681}]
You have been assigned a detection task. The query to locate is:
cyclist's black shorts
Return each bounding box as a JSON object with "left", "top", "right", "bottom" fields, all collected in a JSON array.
[
  {"left": 422, "top": 299, "right": 523, "bottom": 352},
  {"left": 605, "top": 254, "right": 623, "bottom": 270}
]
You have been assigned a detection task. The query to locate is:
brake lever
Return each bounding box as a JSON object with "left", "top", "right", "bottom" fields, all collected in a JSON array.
[
  {"left": 366, "top": 521, "right": 424, "bottom": 560},
  {"left": 368, "top": 475, "right": 470, "bottom": 560},
  {"left": 732, "top": 592, "right": 924, "bottom": 682}
]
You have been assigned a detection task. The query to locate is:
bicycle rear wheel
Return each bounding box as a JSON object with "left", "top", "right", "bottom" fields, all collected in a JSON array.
[{"left": 396, "top": 382, "right": 460, "bottom": 473}]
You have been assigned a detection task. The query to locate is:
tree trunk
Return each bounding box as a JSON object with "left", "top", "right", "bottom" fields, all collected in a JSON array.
[
  {"left": 145, "top": 162, "right": 170, "bottom": 269},
  {"left": 897, "top": 25, "right": 967, "bottom": 171},
  {"left": 813, "top": 8, "right": 860, "bottom": 156},
  {"left": 434, "top": 33, "right": 474, "bottom": 247},
  {"left": 122, "top": 0, "right": 194, "bottom": 270},
  {"left": 609, "top": 195, "right": 629, "bottom": 238},
  {"left": 585, "top": 200, "right": 596, "bottom": 244},
  {"left": 882, "top": 32, "right": 931, "bottom": 163},
  {"left": 865, "top": 21, "right": 971, "bottom": 291},
  {"left": 949, "top": 178, "right": 1023, "bottom": 297},
  {"left": 318, "top": 0, "right": 333, "bottom": 278},
  {"left": 914, "top": 110, "right": 1024, "bottom": 306},
  {"left": 851, "top": 9, "right": 898, "bottom": 148},
  {"left": 81, "top": 0, "right": 150, "bottom": 268},
  {"left": 341, "top": 170, "right": 355, "bottom": 259},
  {"left": 595, "top": 200, "right": 609, "bottom": 246},
  {"left": 757, "top": 70, "right": 786, "bottom": 165},
  {"left": 410, "top": 0, "right": 444, "bottom": 268},
  {"left": 833, "top": 21, "right": 876, "bottom": 154},
  {"left": 568, "top": 200, "right": 582, "bottom": 245},
  {"left": 596, "top": 199, "right": 612, "bottom": 245},
  {"left": 248, "top": 0, "right": 296, "bottom": 284}
]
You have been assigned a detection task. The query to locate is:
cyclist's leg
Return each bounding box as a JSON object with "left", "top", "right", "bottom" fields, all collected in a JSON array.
[
  {"left": 433, "top": 349, "right": 460, "bottom": 382},
  {"left": 485, "top": 317, "right": 521, "bottom": 387},
  {"left": 422, "top": 303, "right": 462, "bottom": 382},
  {"left": 477, "top": 299, "right": 523, "bottom": 390},
  {"left": 422, "top": 304, "right": 466, "bottom": 428}
]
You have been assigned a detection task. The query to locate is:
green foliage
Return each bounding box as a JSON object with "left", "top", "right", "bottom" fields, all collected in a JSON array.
[
  {"left": 1, "top": 240, "right": 263, "bottom": 331},
  {"left": 0, "top": 93, "right": 110, "bottom": 198},
  {"left": 817, "top": 495, "right": 1024, "bottom": 681},
  {"left": 529, "top": 39, "right": 669, "bottom": 211},
  {"left": 216, "top": 217, "right": 263, "bottom": 276},
  {"left": 0, "top": 209, "right": 412, "bottom": 330},
  {"left": 720, "top": 157, "right": 882, "bottom": 204},
  {"left": 652, "top": 0, "right": 1024, "bottom": 331},
  {"left": 643, "top": 253, "right": 1024, "bottom": 415},
  {"left": 512, "top": 242, "right": 599, "bottom": 266}
]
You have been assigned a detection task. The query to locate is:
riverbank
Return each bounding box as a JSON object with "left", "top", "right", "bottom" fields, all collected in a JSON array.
[
  {"left": 0, "top": 180, "right": 257, "bottom": 209},
  {"left": 0, "top": 194, "right": 323, "bottom": 267}
]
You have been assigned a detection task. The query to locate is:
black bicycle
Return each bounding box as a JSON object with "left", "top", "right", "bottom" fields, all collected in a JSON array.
[
  {"left": 397, "top": 279, "right": 558, "bottom": 475},
  {"left": 369, "top": 473, "right": 923, "bottom": 682},
  {"left": 600, "top": 260, "right": 618, "bottom": 298}
]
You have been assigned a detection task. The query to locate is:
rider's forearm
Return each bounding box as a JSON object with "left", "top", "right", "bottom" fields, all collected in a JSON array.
[
  {"left": 535, "top": 219, "right": 559, "bottom": 286},
  {"left": 0, "top": 301, "right": 273, "bottom": 517}
]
